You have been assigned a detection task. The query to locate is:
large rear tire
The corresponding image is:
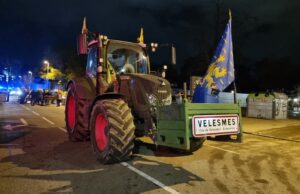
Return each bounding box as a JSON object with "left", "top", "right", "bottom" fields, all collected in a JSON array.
[
  {"left": 65, "top": 83, "right": 92, "bottom": 141},
  {"left": 90, "top": 99, "right": 135, "bottom": 164}
]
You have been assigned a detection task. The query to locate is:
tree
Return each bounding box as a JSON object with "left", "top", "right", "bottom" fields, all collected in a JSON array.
[{"left": 39, "top": 64, "right": 63, "bottom": 81}]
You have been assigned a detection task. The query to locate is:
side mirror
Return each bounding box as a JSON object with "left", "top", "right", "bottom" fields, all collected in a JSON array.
[
  {"left": 77, "top": 34, "right": 87, "bottom": 55},
  {"left": 171, "top": 45, "right": 176, "bottom": 65}
]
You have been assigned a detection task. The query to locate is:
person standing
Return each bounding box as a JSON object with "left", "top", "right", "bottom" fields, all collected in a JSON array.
[
  {"left": 56, "top": 90, "right": 62, "bottom": 107},
  {"left": 37, "top": 89, "right": 43, "bottom": 105}
]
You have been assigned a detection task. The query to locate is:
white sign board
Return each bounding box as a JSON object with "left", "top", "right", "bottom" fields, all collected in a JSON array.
[{"left": 192, "top": 114, "right": 239, "bottom": 137}]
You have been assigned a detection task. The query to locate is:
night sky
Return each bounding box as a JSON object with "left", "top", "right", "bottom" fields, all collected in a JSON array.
[{"left": 0, "top": 0, "right": 300, "bottom": 92}]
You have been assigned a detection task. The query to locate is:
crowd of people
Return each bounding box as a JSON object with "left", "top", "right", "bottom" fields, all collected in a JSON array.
[{"left": 19, "top": 89, "right": 65, "bottom": 107}]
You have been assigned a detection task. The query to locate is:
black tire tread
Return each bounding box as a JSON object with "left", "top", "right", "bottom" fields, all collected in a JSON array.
[
  {"left": 189, "top": 137, "right": 206, "bottom": 152},
  {"left": 91, "top": 99, "right": 135, "bottom": 163},
  {"left": 170, "top": 137, "right": 206, "bottom": 154},
  {"left": 65, "top": 83, "right": 92, "bottom": 141}
]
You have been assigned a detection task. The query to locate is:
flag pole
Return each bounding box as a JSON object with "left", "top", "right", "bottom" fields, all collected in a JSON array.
[
  {"left": 229, "top": 9, "right": 237, "bottom": 104},
  {"left": 233, "top": 82, "right": 237, "bottom": 103},
  {"left": 230, "top": 9, "right": 242, "bottom": 143}
]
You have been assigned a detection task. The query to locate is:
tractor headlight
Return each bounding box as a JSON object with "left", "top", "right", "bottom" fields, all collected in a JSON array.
[{"left": 148, "top": 94, "right": 158, "bottom": 106}]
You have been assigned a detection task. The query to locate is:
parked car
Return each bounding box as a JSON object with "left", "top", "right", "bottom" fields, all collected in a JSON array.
[{"left": 0, "top": 90, "right": 9, "bottom": 102}]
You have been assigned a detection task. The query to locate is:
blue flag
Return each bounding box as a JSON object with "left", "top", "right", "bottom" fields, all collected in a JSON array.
[{"left": 203, "top": 16, "right": 234, "bottom": 91}]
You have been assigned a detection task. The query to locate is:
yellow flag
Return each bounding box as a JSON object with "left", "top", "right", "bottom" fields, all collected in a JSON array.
[
  {"left": 137, "top": 28, "right": 144, "bottom": 44},
  {"left": 81, "top": 17, "right": 88, "bottom": 34},
  {"left": 107, "top": 62, "right": 116, "bottom": 84}
]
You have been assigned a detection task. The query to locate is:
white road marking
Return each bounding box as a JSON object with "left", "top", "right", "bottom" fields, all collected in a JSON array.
[
  {"left": 31, "top": 111, "right": 40, "bottom": 116},
  {"left": 58, "top": 127, "right": 67, "bottom": 133},
  {"left": 121, "top": 162, "right": 180, "bottom": 194},
  {"left": 19, "top": 108, "right": 178, "bottom": 193},
  {"left": 42, "top": 117, "right": 55, "bottom": 125},
  {"left": 3, "top": 118, "right": 28, "bottom": 130},
  {"left": 3, "top": 124, "right": 13, "bottom": 130},
  {"left": 206, "top": 144, "right": 239, "bottom": 155},
  {"left": 20, "top": 118, "right": 28, "bottom": 126},
  {"left": 25, "top": 107, "right": 31, "bottom": 111}
]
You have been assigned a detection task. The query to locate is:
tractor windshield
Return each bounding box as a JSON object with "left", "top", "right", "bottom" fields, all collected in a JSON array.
[{"left": 107, "top": 41, "right": 148, "bottom": 74}]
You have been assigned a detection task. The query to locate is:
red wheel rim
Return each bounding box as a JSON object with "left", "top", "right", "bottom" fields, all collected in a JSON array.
[
  {"left": 95, "top": 114, "right": 108, "bottom": 151},
  {"left": 67, "top": 95, "right": 76, "bottom": 130}
]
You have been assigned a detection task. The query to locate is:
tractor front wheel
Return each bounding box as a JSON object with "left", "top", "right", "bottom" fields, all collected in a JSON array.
[{"left": 90, "top": 99, "right": 135, "bottom": 164}]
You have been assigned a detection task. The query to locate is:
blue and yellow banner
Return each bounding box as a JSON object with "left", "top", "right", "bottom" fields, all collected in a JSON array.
[{"left": 203, "top": 12, "right": 234, "bottom": 91}]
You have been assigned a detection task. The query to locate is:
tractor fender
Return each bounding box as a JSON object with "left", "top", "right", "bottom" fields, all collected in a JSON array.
[
  {"left": 66, "top": 77, "right": 96, "bottom": 100},
  {"left": 90, "top": 93, "right": 125, "bottom": 109}
]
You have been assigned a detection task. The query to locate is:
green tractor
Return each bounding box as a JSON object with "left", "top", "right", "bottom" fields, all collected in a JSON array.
[{"left": 65, "top": 19, "right": 242, "bottom": 164}]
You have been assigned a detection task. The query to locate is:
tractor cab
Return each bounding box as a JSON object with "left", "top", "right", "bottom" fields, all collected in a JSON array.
[
  {"left": 86, "top": 40, "right": 149, "bottom": 79},
  {"left": 107, "top": 40, "right": 148, "bottom": 74}
]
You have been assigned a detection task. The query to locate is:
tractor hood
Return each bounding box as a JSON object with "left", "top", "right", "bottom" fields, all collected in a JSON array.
[
  {"left": 119, "top": 73, "right": 172, "bottom": 119},
  {"left": 128, "top": 73, "right": 172, "bottom": 106}
]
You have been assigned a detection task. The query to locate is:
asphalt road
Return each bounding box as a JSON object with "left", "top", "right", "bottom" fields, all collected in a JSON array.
[{"left": 0, "top": 98, "right": 300, "bottom": 194}]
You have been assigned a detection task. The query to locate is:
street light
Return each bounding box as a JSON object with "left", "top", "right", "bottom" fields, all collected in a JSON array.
[
  {"left": 28, "top": 71, "right": 32, "bottom": 90},
  {"left": 43, "top": 60, "right": 50, "bottom": 89}
]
